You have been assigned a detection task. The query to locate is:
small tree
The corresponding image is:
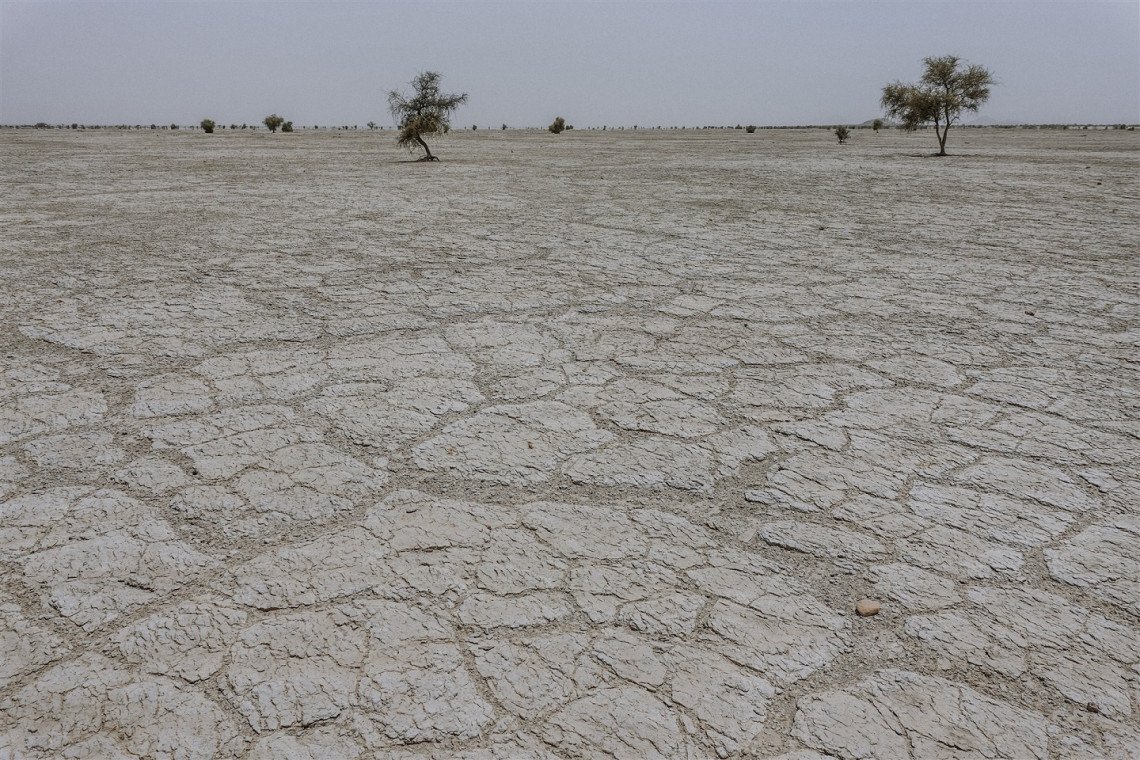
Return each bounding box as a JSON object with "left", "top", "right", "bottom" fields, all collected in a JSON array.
[
  {"left": 388, "top": 71, "right": 468, "bottom": 161},
  {"left": 835, "top": 125, "right": 850, "bottom": 144},
  {"left": 264, "top": 114, "right": 285, "bottom": 132},
  {"left": 745, "top": 125, "right": 756, "bottom": 133},
  {"left": 281, "top": 121, "right": 294, "bottom": 132},
  {"left": 881, "top": 55, "right": 995, "bottom": 156},
  {"left": 502, "top": 123, "right": 507, "bottom": 130},
  {"left": 871, "top": 118, "right": 884, "bottom": 133},
  {"left": 367, "top": 121, "right": 377, "bottom": 130},
  {"left": 549, "top": 116, "right": 566, "bottom": 134},
  {"left": 170, "top": 123, "right": 179, "bottom": 130},
  {"left": 200, "top": 119, "right": 215, "bottom": 133}
]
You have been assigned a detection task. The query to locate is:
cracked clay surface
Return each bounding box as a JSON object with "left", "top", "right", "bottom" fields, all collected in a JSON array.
[{"left": 0, "top": 128, "right": 1137, "bottom": 758}]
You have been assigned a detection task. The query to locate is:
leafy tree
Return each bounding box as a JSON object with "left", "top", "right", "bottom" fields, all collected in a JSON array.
[
  {"left": 263, "top": 114, "right": 285, "bottom": 132},
  {"left": 281, "top": 121, "right": 294, "bottom": 132},
  {"left": 387, "top": 71, "right": 468, "bottom": 161},
  {"left": 549, "top": 116, "right": 566, "bottom": 134},
  {"left": 200, "top": 119, "right": 215, "bottom": 133},
  {"left": 835, "top": 125, "right": 850, "bottom": 144},
  {"left": 881, "top": 55, "right": 994, "bottom": 156},
  {"left": 170, "top": 123, "right": 179, "bottom": 130},
  {"left": 871, "top": 118, "right": 884, "bottom": 132},
  {"left": 502, "top": 123, "right": 507, "bottom": 130},
  {"left": 367, "top": 121, "right": 377, "bottom": 130},
  {"left": 745, "top": 125, "right": 756, "bottom": 133}
]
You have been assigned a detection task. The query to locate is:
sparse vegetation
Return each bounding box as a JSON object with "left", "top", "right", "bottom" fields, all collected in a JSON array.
[
  {"left": 502, "top": 123, "right": 507, "bottom": 130},
  {"left": 388, "top": 71, "right": 468, "bottom": 161},
  {"left": 872, "top": 118, "right": 884, "bottom": 133},
  {"left": 200, "top": 119, "right": 215, "bottom": 133},
  {"left": 367, "top": 121, "right": 377, "bottom": 130},
  {"left": 881, "top": 54, "right": 995, "bottom": 156},
  {"left": 263, "top": 114, "right": 285, "bottom": 133},
  {"left": 281, "top": 121, "right": 294, "bottom": 132},
  {"left": 745, "top": 125, "right": 756, "bottom": 133},
  {"left": 549, "top": 117, "right": 566, "bottom": 134},
  {"left": 835, "top": 125, "right": 850, "bottom": 144}
]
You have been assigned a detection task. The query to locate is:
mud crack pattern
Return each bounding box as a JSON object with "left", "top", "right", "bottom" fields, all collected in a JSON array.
[{"left": 1, "top": 128, "right": 1137, "bottom": 758}]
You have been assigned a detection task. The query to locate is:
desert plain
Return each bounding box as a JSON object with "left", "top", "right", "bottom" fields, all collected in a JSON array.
[{"left": 0, "top": 127, "right": 1137, "bottom": 759}]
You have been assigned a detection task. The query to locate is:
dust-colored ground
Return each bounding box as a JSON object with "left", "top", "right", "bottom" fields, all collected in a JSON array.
[{"left": 0, "top": 127, "right": 1137, "bottom": 759}]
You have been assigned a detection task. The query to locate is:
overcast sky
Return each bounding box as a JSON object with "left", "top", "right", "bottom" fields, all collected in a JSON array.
[{"left": 2, "top": 1, "right": 1137, "bottom": 126}]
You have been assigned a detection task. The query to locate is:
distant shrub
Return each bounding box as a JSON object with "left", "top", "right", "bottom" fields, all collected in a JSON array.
[
  {"left": 367, "top": 121, "right": 377, "bottom": 130},
  {"left": 472, "top": 124, "right": 477, "bottom": 131},
  {"left": 200, "top": 119, "right": 215, "bottom": 133},
  {"left": 871, "top": 118, "right": 884, "bottom": 132},
  {"left": 263, "top": 114, "right": 284, "bottom": 132},
  {"left": 549, "top": 116, "right": 566, "bottom": 134},
  {"left": 72, "top": 123, "right": 79, "bottom": 130},
  {"left": 566, "top": 124, "right": 574, "bottom": 130},
  {"left": 281, "top": 121, "right": 294, "bottom": 132},
  {"left": 835, "top": 125, "right": 850, "bottom": 144},
  {"left": 734, "top": 124, "right": 743, "bottom": 130},
  {"left": 745, "top": 125, "right": 756, "bottom": 133},
  {"left": 502, "top": 123, "right": 507, "bottom": 130},
  {"left": 170, "top": 123, "right": 179, "bottom": 130}
]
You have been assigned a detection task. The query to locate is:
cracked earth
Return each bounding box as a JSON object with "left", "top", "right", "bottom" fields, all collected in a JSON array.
[{"left": 0, "top": 127, "right": 1137, "bottom": 758}]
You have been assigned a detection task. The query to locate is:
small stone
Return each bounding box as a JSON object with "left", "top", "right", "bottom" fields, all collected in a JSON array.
[
  {"left": 1086, "top": 702, "right": 1100, "bottom": 714},
  {"left": 855, "top": 599, "right": 881, "bottom": 617}
]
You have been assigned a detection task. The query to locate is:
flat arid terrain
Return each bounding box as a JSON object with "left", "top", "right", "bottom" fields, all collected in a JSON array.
[{"left": 0, "top": 127, "right": 1137, "bottom": 759}]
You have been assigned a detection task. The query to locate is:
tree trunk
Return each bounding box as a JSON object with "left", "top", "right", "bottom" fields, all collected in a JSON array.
[
  {"left": 415, "top": 134, "right": 435, "bottom": 160},
  {"left": 938, "top": 103, "right": 951, "bottom": 156},
  {"left": 932, "top": 116, "right": 946, "bottom": 156}
]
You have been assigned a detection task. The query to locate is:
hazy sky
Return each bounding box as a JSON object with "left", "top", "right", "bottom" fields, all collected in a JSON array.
[{"left": 2, "top": 1, "right": 1137, "bottom": 126}]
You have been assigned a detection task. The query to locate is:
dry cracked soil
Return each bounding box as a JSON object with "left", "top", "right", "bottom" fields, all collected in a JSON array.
[{"left": 0, "top": 126, "right": 1137, "bottom": 759}]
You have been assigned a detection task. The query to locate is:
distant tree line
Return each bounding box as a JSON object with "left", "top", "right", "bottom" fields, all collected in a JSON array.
[{"left": 14, "top": 56, "right": 1140, "bottom": 152}]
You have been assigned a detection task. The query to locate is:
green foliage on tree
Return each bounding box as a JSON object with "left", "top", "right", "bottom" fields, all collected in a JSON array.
[
  {"left": 745, "top": 125, "right": 757, "bottom": 133},
  {"left": 549, "top": 116, "right": 566, "bottom": 134},
  {"left": 835, "top": 125, "right": 850, "bottom": 144},
  {"left": 881, "top": 55, "right": 995, "bottom": 156},
  {"left": 871, "top": 118, "right": 884, "bottom": 132},
  {"left": 263, "top": 114, "right": 285, "bottom": 133},
  {"left": 281, "top": 121, "right": 294, "bottom": 132},
  {"left": 200, "top": 119, "right": 215, "bottom": 133},
  {"left": 388, "top": 71, "right": 468, "bottom": 161}
]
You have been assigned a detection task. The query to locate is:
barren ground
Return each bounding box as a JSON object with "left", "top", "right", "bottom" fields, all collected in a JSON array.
[{"left": 0, "top": 127, "right": 1137, "bottom": 759}]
